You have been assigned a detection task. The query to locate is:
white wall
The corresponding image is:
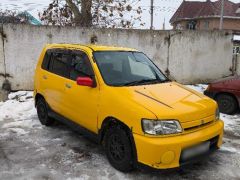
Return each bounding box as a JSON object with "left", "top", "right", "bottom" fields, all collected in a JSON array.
[
  {"left": 169, "top": 31, "right": 234, "bottom": 83},
  {"left": 0, "top": 31, "right": 6, "bottom": 100},
  {"left": 0, "top": 24, "right": 234, "bottom": 91}
]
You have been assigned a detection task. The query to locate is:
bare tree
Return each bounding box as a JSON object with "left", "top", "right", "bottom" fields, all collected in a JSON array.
[{"left": 39, "top": 0, "right": 144, "bottom": 28}]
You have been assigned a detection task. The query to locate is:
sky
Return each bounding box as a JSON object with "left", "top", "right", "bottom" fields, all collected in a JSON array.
[{"left": 0, "top": 0, "right": 239, "bottom": 30}]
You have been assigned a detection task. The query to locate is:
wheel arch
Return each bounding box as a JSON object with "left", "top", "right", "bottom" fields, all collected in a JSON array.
[
  {"left": 35, "top": 93, "right": 45, "bottom": 107},
  {"left": 99, "top": 116, "right": 138, "bottom": 167}
]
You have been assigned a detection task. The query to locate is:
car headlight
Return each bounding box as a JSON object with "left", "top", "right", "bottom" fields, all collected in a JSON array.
[
  {"left": 141, "top": 119, "right": 183, "bottom": 135},
  {"left": 216, "top": 108, "right": 220, "bottom": 120}
]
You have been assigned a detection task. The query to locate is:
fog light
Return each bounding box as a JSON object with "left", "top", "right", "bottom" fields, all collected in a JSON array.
[{"left": 161, "top": 151, "right": 175, "bottom": 164}]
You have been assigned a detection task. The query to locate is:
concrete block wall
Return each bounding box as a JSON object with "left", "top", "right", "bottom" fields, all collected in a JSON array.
[
  {"left": 0, "top": 24, "right": 235, "bottom": 92},
  {"left": 169, "top": 31, "right": 234, "bottom": 83}
]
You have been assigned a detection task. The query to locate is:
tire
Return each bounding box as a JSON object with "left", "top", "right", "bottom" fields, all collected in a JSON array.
[
  {"left": 216, "top": 94, "right": 238, "bottom": 115},
  {"left": 104, "top": 126, "right": 134, "bottom": 172},
  {"left": 36, "top": 97, "right": 54, "bottom": 126}
]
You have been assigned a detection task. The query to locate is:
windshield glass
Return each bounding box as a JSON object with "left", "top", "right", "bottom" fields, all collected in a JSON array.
[{"left": 93, "top": 51, "right": 168, "bottom": 86}]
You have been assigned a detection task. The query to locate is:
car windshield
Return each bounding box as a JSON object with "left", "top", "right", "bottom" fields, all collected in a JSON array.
[{"left": 93, "top": 51, "right": 168, "bottom": 86}]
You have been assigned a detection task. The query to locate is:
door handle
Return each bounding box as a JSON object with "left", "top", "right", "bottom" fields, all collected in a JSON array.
[
  {"left": 43, "top": 75, "right": 48, "bottom": 80},
  {"left": 65, "top": 83, "right": 72, "bottom": 89}
]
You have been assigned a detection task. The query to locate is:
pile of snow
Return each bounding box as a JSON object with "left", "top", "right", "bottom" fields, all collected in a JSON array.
[
  {"left": 186, "top": 84, "right": 208, "bottom": 94},
  {"left": 0, "top": 91, "right": 39, "bottom": 136},
  {"left": 0, "top": 91, "right": 35, "bottom": 121}
]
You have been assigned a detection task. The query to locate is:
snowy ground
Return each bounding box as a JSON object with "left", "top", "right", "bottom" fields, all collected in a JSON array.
[{"left": 0, "top": 85, "right": 240, "bottom": 180}]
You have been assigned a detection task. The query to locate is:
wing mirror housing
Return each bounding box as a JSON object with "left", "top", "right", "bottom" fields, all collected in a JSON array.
[{"left": 76, "top": 77, "right": 95, "bottom": 87}]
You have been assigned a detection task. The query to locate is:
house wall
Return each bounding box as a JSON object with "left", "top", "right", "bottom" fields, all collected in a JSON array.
[
  {"left": 0, "top": 24, "right": 234, "bottom": 92},
  {"left": 173, "top": 18, "right": 240, "bottom": 31},
  {"left": 237, "top": 55, "right": 240, "bottom": 75},
  {"left": 210, "top": 18, "right": 240, "bottom": 31}
]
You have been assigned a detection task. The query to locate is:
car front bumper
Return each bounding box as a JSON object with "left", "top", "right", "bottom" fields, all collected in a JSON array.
[{"left": 133, "top": 120, "right": 224, "bottom": 169}]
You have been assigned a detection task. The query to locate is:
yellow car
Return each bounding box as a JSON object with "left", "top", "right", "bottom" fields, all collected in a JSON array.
[{"left": 34, "top": 44, "right": 224, "bottom": 172}]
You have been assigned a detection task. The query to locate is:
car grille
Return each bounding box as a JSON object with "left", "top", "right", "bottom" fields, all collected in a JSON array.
[{"left": 183, "top": 120, "right": 215, "bottom": 132}]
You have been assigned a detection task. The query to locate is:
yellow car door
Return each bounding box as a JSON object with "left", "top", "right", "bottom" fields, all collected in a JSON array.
[
  {"left": 62, "top": 50, "right": 99, "bottom": 133},
  {"left": 39, "top": 49, "right": 69, "bottom": 114}
]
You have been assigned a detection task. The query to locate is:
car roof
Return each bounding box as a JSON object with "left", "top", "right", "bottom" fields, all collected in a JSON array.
[{"left": 45, "top": 44, "right": 138, "bottom": 52}]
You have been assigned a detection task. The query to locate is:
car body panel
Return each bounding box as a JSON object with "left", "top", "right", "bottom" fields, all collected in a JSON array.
[
  {"left": 134, "top": 120, "right": 223, "bottom": 169},
  {"left": 204, "top": 76, "right": 240, "bottom": 108},
  {"left": 34, "top": 44, "right": 224, "bottom": 170}
]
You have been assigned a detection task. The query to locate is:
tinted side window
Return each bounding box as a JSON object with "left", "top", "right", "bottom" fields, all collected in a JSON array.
[
  {"left": 49, "top": 51, "right": 70, "bottom": 78},
  {"left": 41, "top": 50, "right": 51, "bottom": 70},
  {"left": 69, "top": 51, "right": 93, "bottom": 81}
]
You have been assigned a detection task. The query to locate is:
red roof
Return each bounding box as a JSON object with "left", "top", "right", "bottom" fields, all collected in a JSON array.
[{"left": 170, "top": 0, "right": 240, "bottom": 23}]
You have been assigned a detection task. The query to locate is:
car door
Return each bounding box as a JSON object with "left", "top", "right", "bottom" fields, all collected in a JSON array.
[
  {"left": 62, "top": 50, "right": 99, "bottom": 133},
  {"left": 40, "top": 49, "right": 71, "bottom": 114}
]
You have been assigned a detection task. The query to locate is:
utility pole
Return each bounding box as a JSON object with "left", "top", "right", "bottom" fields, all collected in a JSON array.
[
  {"left": 163, "top": 17, "right": 165, "bottom": 30},
  {"left": 150, "top": 0, "right": 154, "bottom": 30},
  {"left": 219, "top": 0, "right": 224, "bottom": 30}
]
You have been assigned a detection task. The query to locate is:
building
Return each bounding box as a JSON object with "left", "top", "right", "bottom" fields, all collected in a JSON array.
[
  {"left": 0, "top": 11, "right": 41, "bottom": 25},
  {"left": 233, "top": 35, "right": 240, "bottom": 55},
  {"left": 170, "top": 0, "right": 240, "bottom": 31}
]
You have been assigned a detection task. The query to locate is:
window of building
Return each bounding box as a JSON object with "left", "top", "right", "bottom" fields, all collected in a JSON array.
[
  {"left": 233, "top": 46, "right": 240, "bottom": 55},
  {"left": 204, "top": 21, "right": 209, "bottom": 30},
  {"left": 176, "top": 23, "right": 183, "bottom": 30},
  {"left": 187, "top": 21, "right": 197, "bottom": 30}
]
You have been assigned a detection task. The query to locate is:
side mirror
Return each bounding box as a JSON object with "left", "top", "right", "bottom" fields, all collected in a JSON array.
[{"left": 76, "top": 77, "right": 94, "bottom": 87}]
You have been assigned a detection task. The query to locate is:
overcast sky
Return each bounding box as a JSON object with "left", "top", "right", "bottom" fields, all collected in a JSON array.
[{"left": 0, "top": 0, "right": 239, "bottom": 29}]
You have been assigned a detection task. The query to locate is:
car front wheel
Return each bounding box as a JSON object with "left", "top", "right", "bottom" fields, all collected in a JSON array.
[{"left": 104, "top": 126, "right": 134, "bottom": 172}]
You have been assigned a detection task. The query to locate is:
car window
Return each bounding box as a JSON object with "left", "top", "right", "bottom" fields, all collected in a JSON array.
[
  {"left": 49, "top": 50, "right": 70, "bottom": 78},
  {"left": 41, "top": 50, "right": 51, "bottom": 70},
  {"left": 69, "top": 51, "right": 93, "bottom": 81},
  {"left": 128, "top": 55, "right": 155, "bottom": 79},
  {"left": 94, "top": 51, "right": 167, "bottom": 86}
]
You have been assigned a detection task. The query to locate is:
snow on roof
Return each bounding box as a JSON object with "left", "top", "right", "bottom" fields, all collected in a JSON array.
[{"left": 233, "top": 35, "right": 240, "bottom": 41}]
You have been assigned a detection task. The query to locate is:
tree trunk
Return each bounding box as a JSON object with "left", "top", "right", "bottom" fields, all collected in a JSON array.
[
  {"left": 65, "top": 0, "right": 92, "bottom": 27},
  {"left": 81, "top": 0, "right": 92, "bottom": 27}
]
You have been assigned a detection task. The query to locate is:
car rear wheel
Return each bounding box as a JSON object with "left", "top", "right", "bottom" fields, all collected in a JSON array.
[
  {"left": 216, "top": 94, "right": 238, "bottom": 115},
  {"left": 36, "top": 98, "right": 54, "bottom": 126},
  {"left": 104, "top": 126, "right": 134, "bottom": 172}
]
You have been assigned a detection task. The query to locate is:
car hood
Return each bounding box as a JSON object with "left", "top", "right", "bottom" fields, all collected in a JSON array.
[
  {"left": 211, "top": 75, "right": 239, "bottom": 84},
  {"left": 124, "top": 82, "right": 216, "bottom": 123}
]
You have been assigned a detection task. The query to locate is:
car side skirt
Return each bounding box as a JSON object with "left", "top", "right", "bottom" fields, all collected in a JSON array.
[{"left": 48, "top": 110, "right": 100, "bottom": 144}]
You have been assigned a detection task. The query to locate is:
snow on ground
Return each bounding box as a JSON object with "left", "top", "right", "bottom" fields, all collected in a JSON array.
[
  {"left": 0, "top": 91, "right": 36, "bottom": 122},
  {"left": 0, "top": 85, "right": 240, "bottom": 180}
]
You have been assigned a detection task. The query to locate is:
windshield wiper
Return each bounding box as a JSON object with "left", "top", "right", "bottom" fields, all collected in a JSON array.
[{"left": 123, "top": 79, "right": 162, "bottom": 86}]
